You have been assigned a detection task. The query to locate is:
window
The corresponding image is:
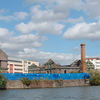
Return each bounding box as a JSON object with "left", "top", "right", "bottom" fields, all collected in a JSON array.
[
  {"left": 96, "top": 62, "right": 100, "bottom": 64},
  {"left": 96, "top": 65, "right": 100, "bottom": 67},
  {"left": 15, "top": 72, "right": 22, "bottom": 73},
  {"left": 14, "top": 64, "right": 22, "bottom": 67},
  {"left": 14, "top": 68, "right": 22, "bottom": 71},
  {"left": 28, "top": 62, "right": 31, "bottom": 64}
]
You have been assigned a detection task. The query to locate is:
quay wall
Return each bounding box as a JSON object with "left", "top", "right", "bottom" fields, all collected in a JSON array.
[
  {"left": 0, "top": 73, "right": 90, "bottom": 89},
  {"left": 6, "top": 79, "right": 89, "bottom": 89}
]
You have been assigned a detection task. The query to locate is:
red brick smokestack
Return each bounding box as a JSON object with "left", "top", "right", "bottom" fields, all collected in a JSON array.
[{"left": 80, "top": 43, "right": 87, "bottom": 72}]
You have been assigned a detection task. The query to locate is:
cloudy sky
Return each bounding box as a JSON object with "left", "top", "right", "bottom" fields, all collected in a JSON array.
[{"left": 0, "top": 0, "right": 100, "bottom": 65}]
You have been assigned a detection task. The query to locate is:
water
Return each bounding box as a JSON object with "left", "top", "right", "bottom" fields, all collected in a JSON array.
[{"left": 0, "top": 86, "right": 100, "bottom": 100}]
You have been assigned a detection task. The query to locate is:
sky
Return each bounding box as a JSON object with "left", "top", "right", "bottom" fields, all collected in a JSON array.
[{"left": 0, "top": 0, "right": 100, "bottom": 65}]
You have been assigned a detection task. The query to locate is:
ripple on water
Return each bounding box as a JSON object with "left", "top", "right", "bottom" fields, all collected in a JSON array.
[{"left": 0, "top": 86, "right": 100, "bottom": 100}]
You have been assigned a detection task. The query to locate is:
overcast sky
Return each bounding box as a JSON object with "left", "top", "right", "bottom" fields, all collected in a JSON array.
[{"left": 0, "top": 0, "right": 100, "bottom": 65}]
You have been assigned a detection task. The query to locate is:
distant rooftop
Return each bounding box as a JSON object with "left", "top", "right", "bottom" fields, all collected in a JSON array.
[{"left": 86, "top": 58, "right": 100, "bottom": 60}]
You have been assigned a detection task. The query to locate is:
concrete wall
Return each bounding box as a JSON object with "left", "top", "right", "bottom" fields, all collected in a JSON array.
[{"left": 6, "top": 79, "right": 89, "bottom": 89}]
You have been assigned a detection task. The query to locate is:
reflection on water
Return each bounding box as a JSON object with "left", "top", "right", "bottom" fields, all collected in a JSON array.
[{"left": 0, "top": 86, "right": 100, "bottom": 100}]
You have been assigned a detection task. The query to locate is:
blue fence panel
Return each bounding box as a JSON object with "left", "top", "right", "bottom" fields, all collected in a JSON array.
[{"left": 0, "top": 73, "right": 90, "bottom": 80}]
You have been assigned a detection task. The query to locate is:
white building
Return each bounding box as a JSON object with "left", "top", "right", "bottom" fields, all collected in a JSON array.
[
  {"left": 86, "top": 58, "right": 100, "bottom": 70},
  {"left": 8, "top": 57, "right": 39, "bottom": 73}
]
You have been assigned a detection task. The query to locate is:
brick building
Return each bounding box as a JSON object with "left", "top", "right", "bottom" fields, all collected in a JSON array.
[
  {"left": 40, "top": 59, "right": 80, "bottom": 74},
  {"left": 0, "top": 49, "right": 8, "bottom": 69}
]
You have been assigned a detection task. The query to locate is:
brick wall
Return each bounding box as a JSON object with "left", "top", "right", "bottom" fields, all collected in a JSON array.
[{"left": 6, "top": 79, "right": 89, "bottom": 89}]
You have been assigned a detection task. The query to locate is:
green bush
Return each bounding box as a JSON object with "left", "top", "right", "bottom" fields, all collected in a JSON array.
[
  {"left": 34, "top": 79, "right": 39, "bottom": 85},
  {"left": 89, "top": 71, "right": 100, "bottom": 86},
  {"left": 0, "top": 74, "right": 7, "bottom": 89},
  {"left": 55, "top": 80, "right": 63, "bottom": 86},
  {"left": 21, "top": 77, "right": 31, "bottom": 86},
  {"left": 0, "top": 68, "right": 8, "bottom": 73}
]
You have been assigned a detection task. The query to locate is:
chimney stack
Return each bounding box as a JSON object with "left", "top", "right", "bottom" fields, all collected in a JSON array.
[{"left": 80, "top": 43, "right": 87, "bottom": 72}]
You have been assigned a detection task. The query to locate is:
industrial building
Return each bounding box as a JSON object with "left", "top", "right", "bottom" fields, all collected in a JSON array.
[{"left": 40, "top": 59, "right": 80, "bottom": 74}]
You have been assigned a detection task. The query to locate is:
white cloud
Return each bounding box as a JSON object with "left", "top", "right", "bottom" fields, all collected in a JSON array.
[
  {"left": 15, "top": 5, "right": 64, "bottom": 35},
  {"left": 14, "top": 12, "right": 28, "bottom": 20},
  {"left": 26, "top": 0, "right": 83, "bottom": 11},
  {"left": 0, "top": 15, "right": 13, "bottom": 21},
  {"left": 0, "top": 26, "right": 80, "bottom": 65},
  {"left": 63, "top": 21, "right": 100, "bottom": 40},
  {"left": 73, "top": 47, "right": 80, "bottom": 52},
  {"left": 83, "top": 0, "right": 100, "bottom": 18},
  {"left": 2, "top": 0, "right": 100, "bottom": 65},
  {"left": 0, "top": 9, "right": 5, "bottom": 14},
  {"left": 16, "top": 22, "right": 64, "bottom": 34},
  {"left": 54, "top": 0, "right": 83, "bottom": 13},
  {"left": 66, "top": 17, "right": 84, "bottom": 23},
  {"left": 0, "top": 28, "right": 13, "bottom": 41},
  {"left": 31, "top": 6, "right": 66, "bottom": 22},
  {"left": 18, "top": 48, "right": 80, "bottom": 65},
  {"left": 26, "top": 0, "right": 83, "bottom": 20},
  {"left": 0, "top": 28, "right": 11, "bottom": 37},
  {"left": 0, "top": 33, "right": 45, "bottom": 51},
  {"left": 0, "top": 11, "right": 28, "bottom": 21},
  {"left": 13, "top": 34, "right": 45, "bottom": 43},
  {"left": 25, "top": 0, "right": 55, "bottom": 4},
  {"left": 0, "top": 27, "right": 47, "bottom": 57},
  {"left": 16, "top": 22, "right": 33, "bottom": 34},
  {"left": 25, "top": 0, "right": 100, "bottom": 19}
]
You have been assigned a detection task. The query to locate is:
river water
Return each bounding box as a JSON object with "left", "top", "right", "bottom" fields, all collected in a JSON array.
[{"left": 0, "top": 86, "right": 100, "bottom": 100}]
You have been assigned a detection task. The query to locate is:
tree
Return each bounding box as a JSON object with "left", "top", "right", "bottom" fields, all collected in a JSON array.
[
  {"left": 0, "top": 74, "right": 7, "bottom": 89},
  {"left": 86, "top": 61, "right": 94, "bottom": 70}
]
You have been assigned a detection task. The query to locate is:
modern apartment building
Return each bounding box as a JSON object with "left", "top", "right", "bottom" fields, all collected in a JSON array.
[
  {"left": 86, "top": 58, "right": 100, "bottom": 69},
  {"left": 8, "top": 57, "right": 40, "bottom": 73}
]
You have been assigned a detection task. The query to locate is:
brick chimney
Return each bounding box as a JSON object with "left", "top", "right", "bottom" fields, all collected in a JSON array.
[{"left": 80, "top": 43, "right": 87, "bottom": 72}]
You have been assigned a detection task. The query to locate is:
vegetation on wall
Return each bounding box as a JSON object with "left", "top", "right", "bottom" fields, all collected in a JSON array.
[
  {"left": 86, "top": 61, "right": 94, "bottom": 71},
  {"left": 34, "top": 79, "right": 40, "bottom": 85},
  {"left": 0, "top": 74, "right": 7, "bottom": 89},
  {"left": 21, "top": 77, "right": 31, "bottom": 86},
  {"left": 28, "top": 64, "right": 39, "bottom": 73},
  {"left": 54, "top": 80, "right": 63, "bottom": 87},
  {"left": 89, "top": 71, "right": 100, "bottom": 86}
]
